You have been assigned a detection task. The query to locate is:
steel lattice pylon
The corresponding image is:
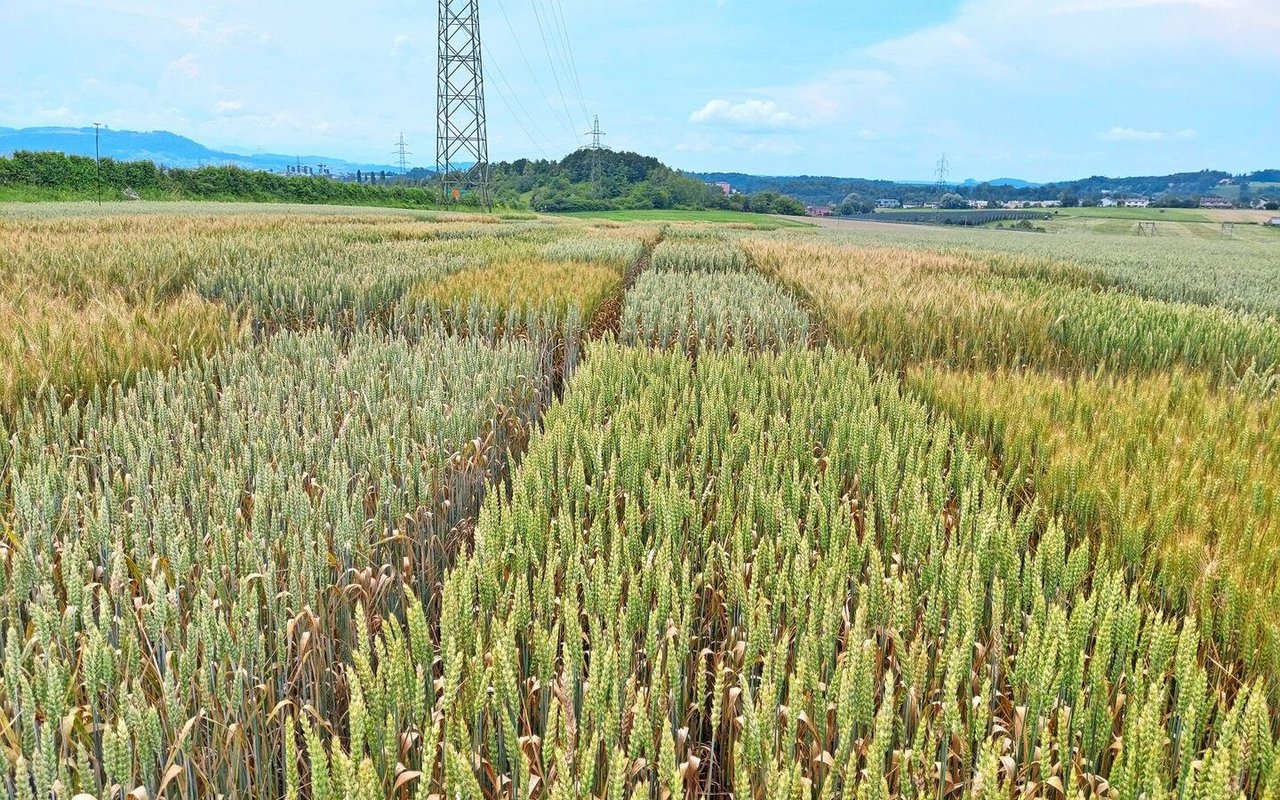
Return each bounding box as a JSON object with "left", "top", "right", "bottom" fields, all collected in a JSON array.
[{"left": 437, "top": 0, "right": 489, "bottom": 207}]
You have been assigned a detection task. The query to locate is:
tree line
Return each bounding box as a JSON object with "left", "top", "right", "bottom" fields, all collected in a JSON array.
[
  {"left": 0, "top": 149, "right": 809, "bottom": 216},
  {"left": 0, "top": 150, "right": 444, "bottom": 207}
]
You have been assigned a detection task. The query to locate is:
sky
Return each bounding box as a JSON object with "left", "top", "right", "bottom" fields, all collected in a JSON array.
[{"left": 2, "top": 0, "right": 1278, "bottom": 181}]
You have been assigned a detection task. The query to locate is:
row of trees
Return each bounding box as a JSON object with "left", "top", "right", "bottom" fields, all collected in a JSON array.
[
  {"left": 0, "top": 150, "right": 447, "bottom": 207},
  {"left": 1, "top": 149, "right": 811, "bottom": 216}
]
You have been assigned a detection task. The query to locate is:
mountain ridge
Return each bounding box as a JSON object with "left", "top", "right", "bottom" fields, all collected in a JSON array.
[{"left": 0, "top": 126, "right": 403, "bottom": 175}]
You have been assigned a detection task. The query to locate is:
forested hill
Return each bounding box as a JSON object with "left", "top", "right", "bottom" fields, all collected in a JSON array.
[{"left": 489, "top": 149, "right": 806, "bottom": 214}]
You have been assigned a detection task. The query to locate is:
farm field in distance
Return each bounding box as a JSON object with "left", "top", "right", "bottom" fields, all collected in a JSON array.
[
  {"left": 2, "top": 200, "right": 1280, "bottom": 800},
  {"left": 562, "top": 208, "right": 812, "bottom": 227},
  {"left": 845, "top": 205, "right": 1279, "bottom": 241}
]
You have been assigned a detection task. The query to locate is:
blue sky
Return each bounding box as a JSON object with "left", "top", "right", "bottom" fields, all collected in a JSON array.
[{"left": 2, "top": 0, "right": 1277, "bottom": 180}]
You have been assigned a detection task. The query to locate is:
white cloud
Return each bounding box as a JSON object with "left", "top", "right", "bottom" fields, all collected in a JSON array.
[
  {"left": 690, "top": 99, "right": 803, "bottom": 130},
  {"left": 391, "top": 34, "right": 413, "bottom": 58},
  {"left": 214, "top": 100, "right": 244, "bottom": 114},
  {"left": 1098, "top": 127, "right": 1197, "bottom": 141},
  {"left": 164, "top": 54, "right": 200, "bottom": 79}
]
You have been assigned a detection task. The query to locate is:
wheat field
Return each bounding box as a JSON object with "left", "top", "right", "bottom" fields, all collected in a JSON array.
[{"left": 0, "top": 204, "right": 1277, "bottom": 799}]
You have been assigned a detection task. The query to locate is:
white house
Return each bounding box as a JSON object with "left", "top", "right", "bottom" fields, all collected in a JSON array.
[
  {"left": 1122, "top": 198, "right": 1150, "bottom": 208},
  {"left": 1100, "top": 198, "right": 1118, "bottom": 208},
  {"left": 1268, "top": 217, "right": 1280, "bottom": 227},
  {"left": 875, "top": 199, "right": 901, "bottom": 209}
]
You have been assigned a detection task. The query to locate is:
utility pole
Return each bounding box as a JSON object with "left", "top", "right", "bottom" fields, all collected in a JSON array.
[
  {"left": 93, "top": 122, "right": 103, "bottom": 205},
  {"left": 583, "top": 115, "right": 606, "bottom": 197},
  {"left": 394, "top": 132, "right": 411, "bottom": 175},
  {"left": 935, "top": 152, "right": 949, "bottom": 194},
  {"left": 437, "top": 0, "right": 490, "bottom": 208}
]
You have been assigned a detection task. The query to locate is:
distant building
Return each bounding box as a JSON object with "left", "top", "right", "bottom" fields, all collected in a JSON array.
[
  {"left": 1268, "top": 217, "right": 1280, "bottom": 227},
  {"left": 923, "top": 202, "right": 941, "bottom": 209},
  {"left": 970, "top": 200, "right": 990, "bottom": 209},
  {"left": 1251, "top": 198, "right": 1271, "bottom": 210},
  {"left": 1102, "top": 197, "right": 1149, "bottom": 208},
  {"left": 875, "top": 198, "right": 901, "bottom": 209},
  {"left": 902, "top": 202, "right": 922, "bottom": 209},
  {"left": 806, "top": 205, "right": 834, "bottom": 217},
  {"left": 1200, "top": 197, "right": 1234, "bottom": 209},
  {"left": 1005, "top": 200, "right": 1028, "bottom": 209},
  {"left": 712, "top": 182, "right": 732, "bottom": 197}
]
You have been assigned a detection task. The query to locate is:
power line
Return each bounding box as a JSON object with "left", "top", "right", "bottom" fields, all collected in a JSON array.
[
  {"left": 492, "top": 0, "right": 580, "bottom": 146},
  {"left": 528, "top": 0, "right": 581, "bottom": 145},
  {"left": 545, "top": 0, "right": 589, "bottom": 121},
  {"left": 482, "top": 44, "right": 557, "bottom": 159}
]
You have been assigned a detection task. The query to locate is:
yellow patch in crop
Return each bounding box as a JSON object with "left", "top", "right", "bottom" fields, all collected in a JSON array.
[{"left": 413, "top": 257, "right": 623, "bottom": 318}]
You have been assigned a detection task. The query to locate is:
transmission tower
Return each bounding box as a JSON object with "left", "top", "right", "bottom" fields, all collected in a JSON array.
[
  {"left": 437, "top": 0, "right": 489, "bottom": 207},
  {"left": 394, "top": 132, "right": 411, "bottom": 175},
  {"left": 584, "top": 115, "right": 607, "bottom": 196},
  {"left": 935, "top": 153, "right": 950, "bottom": 192},
  {"left": 585, "top": 115, "right": 606, "bottom": 150}
]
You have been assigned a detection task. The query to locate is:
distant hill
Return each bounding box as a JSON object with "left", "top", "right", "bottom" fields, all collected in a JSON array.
[
  {"left": 0, "top": 126, "right": 403, "bottom": 175},
  {"left": 692, "top": 172, "right": 1045, "bottom": 205},
  {"left": 488, "top": 150, "right": 805, "bottom": 215},
  {"left": 961, "top": 177, "right": 1040, "bottom": 189},
  {"left": 690, "top": 169, "right": 1279, "bottom": 206}
]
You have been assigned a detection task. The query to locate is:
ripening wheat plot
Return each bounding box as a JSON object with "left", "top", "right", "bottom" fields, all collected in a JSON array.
[
  {"left": 0, "top": 207, "right": 617, "bottom": 415},
  {"left": 912, "top": 365, "right": 1280, "bottom": 670},
  {"left": 743, "top": 234, "right": 1280, "bottom": 376},
  {"left": 788, "top": 222, "right": 1280, "bottom": 317},
  {"left": 414, "top": 234, "right": 644, "bottom": 320}
]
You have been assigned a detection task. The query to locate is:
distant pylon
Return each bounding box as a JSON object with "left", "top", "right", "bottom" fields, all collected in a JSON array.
[
  {"left": 584, "top": 115, "right": 607, "bottom": 196},
  {"left": 394, "top": 132, "right": 412, "bottom": 175},
  {"left": 935, "top": 153, "right": 950, "bottom": 192},
  {"left": 585, "top": 115, "right": 606, "bottom": 150},
  {"left": 437, "top": 0, "right": 489, "bottom": 207}
]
